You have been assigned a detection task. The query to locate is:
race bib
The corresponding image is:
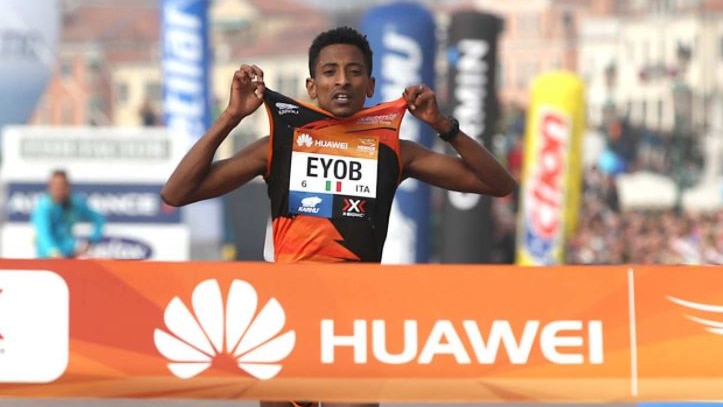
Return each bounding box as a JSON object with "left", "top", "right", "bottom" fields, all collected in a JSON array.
[{"left": 288, "top": 128, "right": 379, "bottom": 221}]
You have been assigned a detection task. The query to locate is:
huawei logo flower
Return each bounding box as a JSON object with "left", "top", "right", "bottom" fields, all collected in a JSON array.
[
  {"left": 154, "top": 279, "right": 295, "bottom": 380},
  {"left": 296, "top": 133, "right": 313, "bottom": 147}
]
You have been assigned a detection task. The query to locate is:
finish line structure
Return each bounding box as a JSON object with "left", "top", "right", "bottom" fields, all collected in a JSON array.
[{"left": 0, "top": 260, "right": 721, "bottom": 402}]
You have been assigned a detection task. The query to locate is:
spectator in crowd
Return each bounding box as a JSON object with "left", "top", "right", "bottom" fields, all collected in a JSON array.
[{"left": 31, "top": 169, "right": 105, "bottom": 258}]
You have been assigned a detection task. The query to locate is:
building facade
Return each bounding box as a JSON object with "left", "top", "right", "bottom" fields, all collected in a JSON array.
[
  {"left": 579, "top": 0, "right": 723, "bottom": 132},
  {"left": 471, "top": 0, "right": 619, "bottom": 107}
]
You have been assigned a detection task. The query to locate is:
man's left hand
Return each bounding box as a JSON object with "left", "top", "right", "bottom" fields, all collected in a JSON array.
[{"left": 402, "top": 84, "right": 451, "bottom": 134}]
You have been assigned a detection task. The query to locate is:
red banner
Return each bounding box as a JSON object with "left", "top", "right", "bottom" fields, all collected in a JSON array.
[{"left": 0, "top": 260, "right": 722, "bottom": 401}]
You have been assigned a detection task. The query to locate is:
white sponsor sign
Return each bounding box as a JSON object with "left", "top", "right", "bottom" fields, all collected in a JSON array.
[
  {"left": 0, "top": 270, "right": 69, "bottom": 383},
  {"left": 1, "top": 223, "right": 189, "bottom": 261},
  {"left": 1, "top": 126, "right": 187, "bottom": 183},
  {"left": 0, "top": 126, "right": 190, "bottom": 260}
]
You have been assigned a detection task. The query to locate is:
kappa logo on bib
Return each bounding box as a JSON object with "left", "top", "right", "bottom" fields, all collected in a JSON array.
[{"left": 289, "top": 129, "right": 379, "bottom": 220}]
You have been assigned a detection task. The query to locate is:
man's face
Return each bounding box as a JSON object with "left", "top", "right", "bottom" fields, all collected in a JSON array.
[
  {"left": 306, "top": 43, "right": 375, "bottom": 117},
  {"left": 48, "top": 174, "right": 70, "bottom": 204}
]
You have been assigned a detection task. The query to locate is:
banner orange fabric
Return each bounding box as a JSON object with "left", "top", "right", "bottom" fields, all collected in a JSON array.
[{"left": 0, "top": 260, "right": 721, "bottom": 402}]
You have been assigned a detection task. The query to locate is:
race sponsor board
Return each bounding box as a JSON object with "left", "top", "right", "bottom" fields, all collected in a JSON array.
[
  {"left": 362, "top": 2, "right": 436, "bottom": 263},
  {"left": 1, "top": 224, "right": 189, "bottom": 260},
  {"left": 4, "top": 182, "right": 179, "bottom": 224},
  {"left": 516, "top": 72, "right": 586, "bottom": 265},
  {"left": 440, "top": 11, "right": 503, "bottom": 263},
  {"left": 0, "top": 126, "right": 186, "bottom": 183},
  {"left": 0, "top": 270, "right": 68, "bottom": 383},
  {"left": 0, "top": 126, "right": 189, "bottom": 260},
  {"left": 0, "top": 262, "right": 720, "bottom": 401}
]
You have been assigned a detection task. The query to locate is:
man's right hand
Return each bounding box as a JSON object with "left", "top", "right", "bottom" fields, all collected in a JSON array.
[
  {"left": 160, "top": 63, "right": 270, "bottom": 208},
  {"left": 225, "top": 64, "right": 266, "bottom": 120},
  {"left": 74, "top": 241, "right": 91, "bottom": 258}
]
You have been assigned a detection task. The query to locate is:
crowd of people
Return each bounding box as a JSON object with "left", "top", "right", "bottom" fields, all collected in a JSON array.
[
  {"left": 488, "top": 106, "right": 722, "bottom": 266},
  {"left": 565, "top": 166, "right": 722, "bottom": 265}
]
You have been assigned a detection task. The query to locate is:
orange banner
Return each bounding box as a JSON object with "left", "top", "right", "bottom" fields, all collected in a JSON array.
[{"left": 0, "top": 261, "right": 721, "bottom": 402}]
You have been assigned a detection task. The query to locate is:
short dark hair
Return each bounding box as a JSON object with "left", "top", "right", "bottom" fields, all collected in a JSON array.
[
  {"left": 51, "top": 169, "right": 68, "bottom": 179},
  {"left": 308, "top": 26, "right": 373, "bottom": 78}
]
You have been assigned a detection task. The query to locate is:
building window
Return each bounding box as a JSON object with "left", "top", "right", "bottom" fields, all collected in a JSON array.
[
  {"left": 88, "top": 96, "right": 104, "bottom": 114},
  {"left": 641, "top": 100, "right": 647, "bottom": 127},
  {"left": 626, "top": 40, "right": 635, "bottom": 62},
  {"left": 145, "top": 81, "right": 163, "bottom": 102},
  {"left": 643, "top": 39, "right": 650, "bottom": 64},
  {"left": 116, "top": 82, "right": 129, "bottom": 105},
  {"left": 657, "top": 99, "right": 664, "bottom": 128}
]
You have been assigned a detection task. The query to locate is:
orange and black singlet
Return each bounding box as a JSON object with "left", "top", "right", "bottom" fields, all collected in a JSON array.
[{"left": 263, "top": 89, "right": 407, "bottom": 263}]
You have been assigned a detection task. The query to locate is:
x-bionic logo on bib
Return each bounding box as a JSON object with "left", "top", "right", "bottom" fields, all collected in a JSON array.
[
  {"left": 289, "top": 128, "right": 379, "bottom": 221},
  {"left": 341, "top": 198, "right": 367, "bottom": 218}
]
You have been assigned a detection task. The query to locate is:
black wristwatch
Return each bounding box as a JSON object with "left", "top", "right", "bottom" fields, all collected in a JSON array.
[{"left": 438, "top": 116, "right": 460, "bottom": 142}]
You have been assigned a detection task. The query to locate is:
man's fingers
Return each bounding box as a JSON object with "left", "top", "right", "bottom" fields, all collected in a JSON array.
[
  {"left": 254, "top": 81, "right": 266, "bottom": 99},
  {"left": 249, "top": 65, "right": 265, "bottom": 99},
  {"left": 236, "top": 65, "right": 264, "bottom": 84},
  {"left": 234, "top": 65, "right": 266, "bottom": 100},
  {"left": 413, "top": 88, "right": 432, "bottom": 110},
  {"left": 251, "top": 64, "right": 265, "bottom": 83},
  {"left": 405, "top": 84, "right": 428, "bottom": 110}
]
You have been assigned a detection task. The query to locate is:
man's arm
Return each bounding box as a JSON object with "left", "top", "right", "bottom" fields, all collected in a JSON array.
[
  {"left": 31, "top": 200, "right": 62, "bottom": 258},
  {"left": 161, "top": 65, "right": 268, "bottom": 207},
  {"left": 76, "top": 196, "right": 105, "bottom": 244},
  {"left": 400, "top": 85, "right": 516, "bottom": 197}
]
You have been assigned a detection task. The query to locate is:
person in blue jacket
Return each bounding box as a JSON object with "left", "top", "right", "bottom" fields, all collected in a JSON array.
[{"left": 31, "top": 169, "right": 105, "bottom": 258}]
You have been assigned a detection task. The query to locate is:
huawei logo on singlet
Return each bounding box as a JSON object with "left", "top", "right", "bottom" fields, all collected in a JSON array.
[{"left": 296, "top": 133, "right": 313, "bottom": 148}]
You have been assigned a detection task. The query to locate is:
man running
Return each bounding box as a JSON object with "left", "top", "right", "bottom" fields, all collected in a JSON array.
[
  {"left": 162, "top": 26, "right": 515, "bottom": 263},
  {"left": 162, "top": 25, "right": 516, "bottom": 404}
]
